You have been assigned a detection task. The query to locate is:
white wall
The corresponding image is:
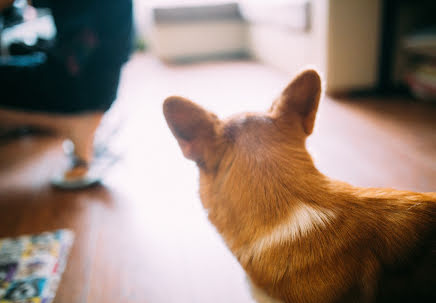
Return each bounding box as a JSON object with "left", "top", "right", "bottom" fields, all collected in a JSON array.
[
  {"left": 247, "top": 1, "right": 328, "bottom": 82},
  {"left": 247, "top": 0, "right": 382, "bottom": 93}
]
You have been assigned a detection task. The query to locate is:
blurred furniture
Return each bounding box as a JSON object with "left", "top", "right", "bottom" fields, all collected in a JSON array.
[
  {"left": 402, "top": 28, "right": 436, "bottom": 101},
  {"left": 149, "top": 2, "right": 248, "bottom": 62},
  {"left": 378, "top": 0, "right": 436, "bottom": 96},
  {"left": 142, "top": 0, "right": 436, "bottom": 95},
  {"left": 147, "top": 0, "right": 382, "bottom": 94}
]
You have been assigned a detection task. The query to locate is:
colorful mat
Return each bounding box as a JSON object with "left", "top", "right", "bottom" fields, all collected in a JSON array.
[{"left": 0, "top": 230, "right": 74, "bottom": 303}]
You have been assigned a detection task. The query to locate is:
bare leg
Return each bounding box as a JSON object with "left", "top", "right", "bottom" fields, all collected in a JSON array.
[{"left": 0, "top": 108, "right": 103, "bottom": 179}]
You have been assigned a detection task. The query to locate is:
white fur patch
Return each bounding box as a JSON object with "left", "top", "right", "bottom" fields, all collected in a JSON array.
[
  {"left": 239, "top": 204, "right": 335, "bottom": 261},
  {"left": 248, "top": 279, "right": 283, "bottom": 303}
]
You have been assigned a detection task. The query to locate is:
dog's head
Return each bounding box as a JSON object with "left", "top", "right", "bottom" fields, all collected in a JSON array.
[{"left": 163, "top": 69, "right": 322, "bottom": 236}]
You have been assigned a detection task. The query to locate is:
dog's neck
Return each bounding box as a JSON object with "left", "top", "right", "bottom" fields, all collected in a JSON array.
[{"left": 200, "top": 144, "right": 341, "bottom": 248}]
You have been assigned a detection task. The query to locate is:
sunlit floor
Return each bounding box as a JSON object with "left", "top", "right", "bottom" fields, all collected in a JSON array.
[{"left": 0, "top": 53, "right": 435, "bottom": 303}]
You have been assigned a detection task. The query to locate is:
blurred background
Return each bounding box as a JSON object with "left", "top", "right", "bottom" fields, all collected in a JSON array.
[
  {"left": 136, "top": 0, "right": 436, "bottom": 96},
  {"left": 0, "top": 1, "right": 435, "bottom": 303},
  {"left": 2, "top": 0, "right": 436, "bottom": 95}
]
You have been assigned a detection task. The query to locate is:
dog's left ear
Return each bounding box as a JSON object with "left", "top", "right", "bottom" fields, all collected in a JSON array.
[
  {"left": 272, "top": 69, "right": 322, "bottom": 135},
  {"left": 163, "top": 96, "right": 220, "bottom": 166}
]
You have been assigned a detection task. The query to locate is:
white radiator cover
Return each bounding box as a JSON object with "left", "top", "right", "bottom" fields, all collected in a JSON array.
[{"left": 150, "top": 21, "right": 248, "bottom": 61}]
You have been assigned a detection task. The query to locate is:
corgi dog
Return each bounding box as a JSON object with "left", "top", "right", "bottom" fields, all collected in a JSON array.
[{"left": 163, "top": 70, "right": 436, "bottom": 303}]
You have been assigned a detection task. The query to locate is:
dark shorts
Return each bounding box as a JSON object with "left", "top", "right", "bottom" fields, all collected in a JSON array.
[{"left": 0, "top": 52, "right": 122, "bottom": 114}]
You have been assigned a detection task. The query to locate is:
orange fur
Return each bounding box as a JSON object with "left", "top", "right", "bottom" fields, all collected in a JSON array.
[{"left": 163, "top": 70, "right": 436, "bottom": 303}]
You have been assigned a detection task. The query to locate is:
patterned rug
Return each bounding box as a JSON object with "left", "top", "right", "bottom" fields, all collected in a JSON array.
[{"left": 0, "top": 230, "right": 74, "bottom": 303}]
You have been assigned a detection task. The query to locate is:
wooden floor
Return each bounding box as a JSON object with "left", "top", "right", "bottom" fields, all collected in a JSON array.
[{"left": 0, "top": 53, "right": 435, "bottom": 303}]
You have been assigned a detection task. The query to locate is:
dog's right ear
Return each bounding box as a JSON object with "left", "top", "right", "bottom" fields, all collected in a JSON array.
[
  {"left": 163, "top": 96, "right": 220, "bottom": 166},
  {"left": 271, "top": 69, "right": 322, "bottom": 135}
]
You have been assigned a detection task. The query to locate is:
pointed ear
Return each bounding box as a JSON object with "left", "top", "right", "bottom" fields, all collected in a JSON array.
[
  {"left": 163, "top": 96, "right": 219, "bottom": 165},
  {"left": 272, "top": 69, "right": 322, "bottom": 135}
]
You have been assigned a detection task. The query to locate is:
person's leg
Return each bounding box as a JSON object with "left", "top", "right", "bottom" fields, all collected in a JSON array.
[
  {"left": 0, "top": 108, "right": 103, "bottom": 162},
  {"left": 0, "top": 55, "right": 105, "bottom": 182}
]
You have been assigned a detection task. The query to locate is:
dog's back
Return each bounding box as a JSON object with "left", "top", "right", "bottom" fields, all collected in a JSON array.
[
  {"left": 368, "top": 191, "right": 436, "bottom": 302},
  {"left": 237, "top": 180, "right": 436, "bottom": 303}
]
